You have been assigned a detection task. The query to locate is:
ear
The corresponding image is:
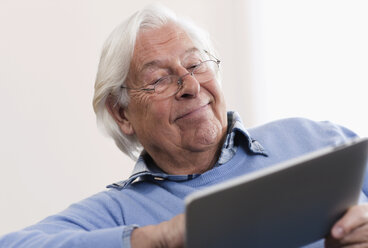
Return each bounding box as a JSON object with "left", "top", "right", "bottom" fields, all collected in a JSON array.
[{"left": 105, "top": 95, "right": 135, "bottom": 135}]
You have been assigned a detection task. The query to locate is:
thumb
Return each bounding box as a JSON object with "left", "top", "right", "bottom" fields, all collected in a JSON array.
[{"left": 331, "top": 204, "right": 368, "bottom": 239}]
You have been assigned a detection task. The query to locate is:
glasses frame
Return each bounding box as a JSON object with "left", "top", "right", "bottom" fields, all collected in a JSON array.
[{"left": 120, "top": 50, "right": 220, "bottom": 96}]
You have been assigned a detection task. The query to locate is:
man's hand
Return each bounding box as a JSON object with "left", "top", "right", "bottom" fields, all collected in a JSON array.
[
  {"left": 325, "top": 203, "right": 368, "bottom": 247},
  {"left": 131, "top": 214, "right": 185, "bottom": 248}
]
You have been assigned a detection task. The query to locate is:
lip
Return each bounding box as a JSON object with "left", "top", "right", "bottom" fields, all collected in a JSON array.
[{"left": 174, "top": 103, "right": 210, "bottom": 121}]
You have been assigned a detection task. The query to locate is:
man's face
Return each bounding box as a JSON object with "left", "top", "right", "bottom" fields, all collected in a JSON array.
[{"left": 122, "top": 23, "right": 227, "bottom": 168}]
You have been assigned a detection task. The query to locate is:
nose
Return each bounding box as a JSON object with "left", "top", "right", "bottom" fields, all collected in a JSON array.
[{"left": 175, "top": 71, "right": 200, "bottom": 100}]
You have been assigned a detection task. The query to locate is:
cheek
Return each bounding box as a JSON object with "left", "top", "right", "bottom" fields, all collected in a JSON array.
[
  {"left": 130, "top": 94, "right": 171, "bottom": 124},
  {"left": 129, "top": 92, "right": 154, "bottom": 118},
  {"left": 150, "top": 100, "right": 172, "bottom": 121},
  {"left": 204, "top": 81, "right": 226, "bottom": 108},
  {"left": 204, "top": 82, "right": 227, "bottom": 126}
]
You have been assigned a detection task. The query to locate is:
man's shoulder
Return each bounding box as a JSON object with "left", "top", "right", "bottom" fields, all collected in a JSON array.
[
  {"left": 250, "top": 117, "right": 356, "bottom": 138},
  {"left": 250, "top": 117, "right": 330, "bottom": 130},
  {"left": 247, "top": 117, "right": 358, "bottom": 152}
]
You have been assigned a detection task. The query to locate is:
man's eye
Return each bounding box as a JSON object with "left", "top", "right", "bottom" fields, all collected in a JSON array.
[
  {"left": 151, "top": 78, "right": 162, "bottom": 85},
  {"left": 149, "top": 76, "right": 169, "bottom": 87},
  {"left": 187, "top": 63, "right": 200, "bottom": 71}
]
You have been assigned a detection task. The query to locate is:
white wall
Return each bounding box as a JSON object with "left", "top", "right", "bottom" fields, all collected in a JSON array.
[
  {"left": 249, "top": 0, "right": 368, "bottom": 137},
  {"left": 0, "top": 0, "right": 253, "bottom": 234}
]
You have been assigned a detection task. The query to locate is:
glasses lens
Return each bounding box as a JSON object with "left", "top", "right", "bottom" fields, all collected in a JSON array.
[
  {"left": 155, "top": 75, "right": 180, "bottom": 95},
  {"left": 193, "top": 60, "right": 218, "bottom": 83},
  {"left": 155, "top": 60, "right": 219, "bottom": 97}
]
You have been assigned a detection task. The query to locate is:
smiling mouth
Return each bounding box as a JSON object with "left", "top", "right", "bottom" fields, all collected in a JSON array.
[{"left": 175, "top": 103, "right": 210, "bottom": 121}]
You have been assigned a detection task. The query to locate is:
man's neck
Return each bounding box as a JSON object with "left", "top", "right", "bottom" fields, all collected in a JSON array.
[{"left": 147, "top": 140, "right": 225, "bottom": 175}]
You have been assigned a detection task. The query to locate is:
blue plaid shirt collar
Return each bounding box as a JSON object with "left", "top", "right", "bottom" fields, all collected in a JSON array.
[{"left": 107, "top": 111, "right": 267, "bottom": 189}]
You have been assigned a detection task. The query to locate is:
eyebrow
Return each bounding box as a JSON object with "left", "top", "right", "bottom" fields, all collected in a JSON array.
[{"left": 138, "top": 47, "right": 200, "bottom": 73}]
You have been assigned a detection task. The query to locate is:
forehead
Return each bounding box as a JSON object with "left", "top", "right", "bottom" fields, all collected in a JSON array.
[{"left": 132, "top": 23, "right": 196, "bottom": 71}]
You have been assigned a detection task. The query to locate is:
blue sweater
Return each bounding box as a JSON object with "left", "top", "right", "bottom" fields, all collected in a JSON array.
[{"left": 1, "top": 113, "right": 367, "bottom": 248}]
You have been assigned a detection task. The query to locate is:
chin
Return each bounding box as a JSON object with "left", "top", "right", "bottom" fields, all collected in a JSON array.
[{"left": 192, "top": 122, "right": 223, "bottom": 147}]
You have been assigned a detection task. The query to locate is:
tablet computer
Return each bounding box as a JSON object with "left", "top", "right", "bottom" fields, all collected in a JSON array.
[{"left": 185, "top": 138, "right": 368, "bottom": 248}]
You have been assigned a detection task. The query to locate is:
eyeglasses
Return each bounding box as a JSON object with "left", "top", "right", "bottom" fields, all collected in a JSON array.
[{"left": 121, "top": 51, "right": 220, "bottom": 97}]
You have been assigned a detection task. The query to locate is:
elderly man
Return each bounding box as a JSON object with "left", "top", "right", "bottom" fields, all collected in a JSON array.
[{"left": 1, "top": 4, "right": 368, "bottom": 248}]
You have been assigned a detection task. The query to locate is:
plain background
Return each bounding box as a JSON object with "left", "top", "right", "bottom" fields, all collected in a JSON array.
[{"left": 1, "top": 0, "right": 367, "bottom": 235}]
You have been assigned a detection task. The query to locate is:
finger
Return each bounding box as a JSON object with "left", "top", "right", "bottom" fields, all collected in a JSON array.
[
  {"left": 338, "top": 224, "right": 368, "bottom": 245},
  {"left": 325, "top": 235, "right": 368, "bottom": 248},
  {"left": 331, "top": 204, "right": 368, "bottom": 239}
]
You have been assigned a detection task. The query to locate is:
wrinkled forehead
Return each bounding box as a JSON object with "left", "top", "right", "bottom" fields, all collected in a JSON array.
[{"left": 131, "top": 23, "right": 199, "bottom": 73}]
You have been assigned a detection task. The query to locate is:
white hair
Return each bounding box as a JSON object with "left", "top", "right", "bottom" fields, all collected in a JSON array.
[{"left": 92, "top": 3, "right": 220, "bottom": 160}]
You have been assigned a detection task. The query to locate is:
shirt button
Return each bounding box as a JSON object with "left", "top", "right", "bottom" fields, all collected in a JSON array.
[{"left": 154, "top": 177, "right": 165, "bottom": 181}]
